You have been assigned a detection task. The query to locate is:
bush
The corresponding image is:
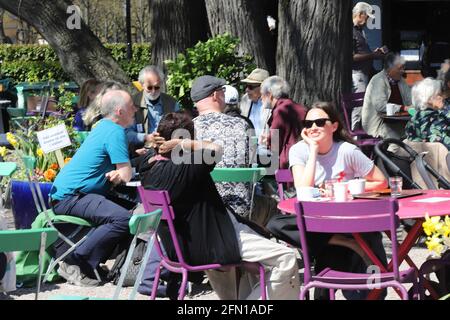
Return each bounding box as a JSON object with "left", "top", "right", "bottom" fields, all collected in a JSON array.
[
  {"left": 165, "top": 33, "right": 255, "bottom": 109},
  {"left": 0, "top": 43, "right": 151, "bottom": 84}
]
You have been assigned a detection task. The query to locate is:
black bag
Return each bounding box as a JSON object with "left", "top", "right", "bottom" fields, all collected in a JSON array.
[
  {"left": 108, "top": 238, "right": 147, "bottom": 287},
  {"left": 51, "top": 223, "right": 94, "bottom": 259}
]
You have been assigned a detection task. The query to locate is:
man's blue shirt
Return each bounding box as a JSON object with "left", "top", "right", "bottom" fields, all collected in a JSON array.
[{"left": 49, "top": 119, "right": 129, "bottom": 200}]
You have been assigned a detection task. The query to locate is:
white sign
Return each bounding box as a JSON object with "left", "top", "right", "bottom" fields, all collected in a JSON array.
[{"left": 37, "top": 124, "right": 72, "bottom": 154}]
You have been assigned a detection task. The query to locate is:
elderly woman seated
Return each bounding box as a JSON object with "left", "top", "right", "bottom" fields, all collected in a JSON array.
[
  {"left": 140, "top": 112, "right": 300, "bottom": 300},
  {"left": 405, "top": 78, "right": 450, "bottom": 150}
]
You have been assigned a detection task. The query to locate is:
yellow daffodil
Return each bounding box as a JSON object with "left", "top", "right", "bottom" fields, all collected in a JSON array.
[
  {"left": 423, "top": 213, "right": 443, "bottom": 236},
  {"left": 64, "top": 157, "right": 71, "bottom": 164},
  {"left": 0, "top": 146, "right": 7, "bottom": 157},
  {"left": 6, "top": 132, "right": 18, "bottom": 148},
  {"left": 36, "top": 148, "right": 44, "bottom": 157},
  {"left": 426, "top": 234, "right": 444, "bottom": 256}
]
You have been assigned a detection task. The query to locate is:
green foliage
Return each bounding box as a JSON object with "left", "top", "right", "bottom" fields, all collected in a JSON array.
[
  {"left": 0, "top": 44, "right": 152, "bottom": 84},
  {"left": 165, "top": 34, "right": 255, "bottom": 109}
]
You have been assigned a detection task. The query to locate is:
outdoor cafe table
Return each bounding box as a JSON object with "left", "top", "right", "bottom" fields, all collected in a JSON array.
[
  {"left": 380, "top": 112, "right": 411, "bottom": 122},
  {"left": 277, "top": 190, "right": 450, "bottom": 299}
]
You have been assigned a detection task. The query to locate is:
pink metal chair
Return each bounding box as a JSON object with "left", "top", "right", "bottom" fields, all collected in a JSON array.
[
  {"left": 137, "top": 187, "right": 267, "bottom": 300},
  {"left": 275, "top": 169, "right": 293, "bottom": 201},
  {"left": 295, "top": 198, "right": 418, "bottom": 300},
  {"left": 340, "top": 92, "right": 380, "bottom": 156}
]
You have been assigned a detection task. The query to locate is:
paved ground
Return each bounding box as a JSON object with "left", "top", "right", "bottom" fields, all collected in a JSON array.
[{"left": 0, "top": 208, "right": 433, "bottom": 300}]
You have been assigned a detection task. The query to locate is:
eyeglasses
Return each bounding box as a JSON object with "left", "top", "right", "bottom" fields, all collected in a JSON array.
[
  {"left": 146, "top": 86, "right": 161, "bottom": 91},
  {"left": 303, "top": 118, "right": 331, "bottom": 128},
  {"left": 245, "top": 84, "right": 260, "bottom": 90}
]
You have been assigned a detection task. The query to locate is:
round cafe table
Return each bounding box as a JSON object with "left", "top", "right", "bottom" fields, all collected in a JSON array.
[{"left": 278, "top": 190, "right": 450, "bottom": 299}]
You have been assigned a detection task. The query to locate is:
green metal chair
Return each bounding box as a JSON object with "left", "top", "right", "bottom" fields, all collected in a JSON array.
[
  {"left": 21, "top": 156, "right": 96, "bottom": 283},
  {"left": 74, "top": 131, "right": 90, "bottom": 144},
  {"left": 210, "top": 167, "right": 266, "bottom": 220},
  {"left": 49, "top": 209, "right": 163, "bottom": 300},
  {"left": 0, "top": 162, "right": 17, "bottom": 212},
  {"left": 0, "top": 227, "right": 58, "bottom": 300}
]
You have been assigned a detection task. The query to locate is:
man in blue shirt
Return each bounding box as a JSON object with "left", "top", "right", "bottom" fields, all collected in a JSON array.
[
  {"left": 49, "top": 90, "right": 138, "bottom": 286},
  {"left": 127, "top": 65, "right": 180, "bottom": 157}
]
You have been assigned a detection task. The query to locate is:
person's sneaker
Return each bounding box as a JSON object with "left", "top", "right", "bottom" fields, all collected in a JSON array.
[{"left": 58, "top": 261, "right": 100, "bottom": 287}]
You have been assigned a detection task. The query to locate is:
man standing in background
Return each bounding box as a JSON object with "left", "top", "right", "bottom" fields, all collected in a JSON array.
[{"left": 351, "top": 2, "right": 386, "bottom": 130}]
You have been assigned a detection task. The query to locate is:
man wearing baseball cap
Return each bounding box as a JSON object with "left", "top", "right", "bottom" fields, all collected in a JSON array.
[
  {"left": 191, "top": 75, "right": 254, "bottom": 220},
  {"left": 351, "top": 2, "right": 388, "bottom": 130}
]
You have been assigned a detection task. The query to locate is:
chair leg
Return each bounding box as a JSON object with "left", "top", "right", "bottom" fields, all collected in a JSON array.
[
  {"left": 36, "top": 232, "right": 47, "bottom": 300},
  {"left": 259, "top": 265, "right": 267, "bottom": 300},
  {"left": 300, "top": 284, "right": 314, "bottom": 300},
  {"left": 329, "top": 289, "right": 335, "bottom": 300},
  {"left": 43, "top": 235, "right": 88, "bottom": 283},
  {"left": 392, "top": 283, "right": 409, "bottom": 300},
  {"left": 178, "top": 270, "right": 189, "bottom": 300},
  {"left": 150, "top": 263, "right": 162, "bottom": 300}
]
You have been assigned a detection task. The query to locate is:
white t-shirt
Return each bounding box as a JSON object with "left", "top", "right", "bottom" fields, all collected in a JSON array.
[{"left": 289, "top": 140, "right": 374, "bottom": 186}]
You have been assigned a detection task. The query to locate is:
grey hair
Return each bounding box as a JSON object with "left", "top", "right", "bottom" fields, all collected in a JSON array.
[
  {"left": 260, "top": 76, "right": 290, "bottom": 99},
  {"left": 83, "top": 81, "right": 124, "bottom": 126},
  {"left": 138, "top": 65, "right": 164, "bottom": 84},
  {"left": 352, "top": 2, "right": 373, "bottom": 16},
  {"left": 100, "top": 90, "right": 128, "bottom": 118},
  {"left": 412, "top": 78, "right": 442, "bottom": 111},
  {"left": 383, "top": 52, "right": 405, "bottom": 71},
  {"left": 437, "top": 59, "right": 450, "bottom": 82}
]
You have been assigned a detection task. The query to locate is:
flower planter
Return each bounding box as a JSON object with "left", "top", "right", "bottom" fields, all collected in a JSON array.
[{"left": 10, "top": 180, "right": 52, "bottom": 229}]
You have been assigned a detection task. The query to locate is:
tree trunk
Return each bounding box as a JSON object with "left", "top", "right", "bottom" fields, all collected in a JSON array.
[
  {"left": 0, "top": 8, "right": 10, "bottom": 43},
  {"left": 0, "top": 0, "right": 131, "bottom": 86},
  {"left": 204, "top": 0, "right": 276, "bottom": 74},
  {"left": 149, "top": 0, "right": 209, "bottom": 74},
  {"left": 277, "top": 0, "right": 352, "bottom": 107}
]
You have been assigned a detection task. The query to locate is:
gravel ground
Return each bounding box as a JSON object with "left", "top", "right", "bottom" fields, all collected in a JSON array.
[{"left": 0, "top": 208, "right": 433, "bottom": 300}]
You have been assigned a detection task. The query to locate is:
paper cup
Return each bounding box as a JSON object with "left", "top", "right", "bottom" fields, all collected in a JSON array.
[{"left": 333, "top": 182, "right": 349, "bottom": 202}]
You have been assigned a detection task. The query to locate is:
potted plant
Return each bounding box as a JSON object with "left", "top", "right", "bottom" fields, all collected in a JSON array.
[{"left": 0, "top": 86, "right": 79, "bottom": 229}]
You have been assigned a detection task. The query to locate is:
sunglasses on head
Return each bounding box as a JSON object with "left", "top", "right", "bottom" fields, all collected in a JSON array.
[
  {"left": 303, "top": 118, "right": 331, "bottom": 128},
  {"left": 146, "top": 85, "right": 161, "bottom": 91}
]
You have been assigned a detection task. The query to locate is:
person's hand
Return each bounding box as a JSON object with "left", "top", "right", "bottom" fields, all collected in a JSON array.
[
  {"left": 145, "top": 132, "right": 166, "bottom": 149},
  {"left": 105, "top": 170, "right": 122, "bottom": 185},
  {"left": 259, "top": 132, "right": 269, "bottom": 146},
  {"left": 301, "top": 128, "right": 319, "bottom": 154},
  {"left": 135, "top": 148, "right": 147, "bottom": 156},
  {"left": 373, "top": 48, "right": 385, "bottom": 58},
  {"left": 158, "top": 139, "right": 182, "bottom": 155}
]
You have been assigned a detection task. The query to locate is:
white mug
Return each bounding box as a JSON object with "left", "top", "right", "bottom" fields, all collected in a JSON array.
[
  {"left": 296, "top": 187, "right": 320, "bottom": 201},
  {"left": 333, "top": 182, "right": 349, "bottom": 202},
  {"left": 348, "top": 178, "right": 366, "bottom": 195},
  {"left": 386, "top": 103, "right": 397, "bottom": 116}
]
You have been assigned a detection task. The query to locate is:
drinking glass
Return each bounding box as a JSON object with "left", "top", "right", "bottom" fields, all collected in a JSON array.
[{"left": 389, "top": 176, "right": 403, "bottom": 197}]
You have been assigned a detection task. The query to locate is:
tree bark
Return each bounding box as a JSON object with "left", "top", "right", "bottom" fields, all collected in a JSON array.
[
  {"left": 0, "top": 0, "right": 130, "bottom": 86},
  {"left": 0, "top": 8, "right": 10, "bottom": 43},
  {"left": 204, "top": 0, "right": 276, "bottom": 74},
  {"left": 277, "top": 0, "right": 352, "bottom": 107},
  {"left": 149, "top": 0, "right": 209, "bottom": 73}
]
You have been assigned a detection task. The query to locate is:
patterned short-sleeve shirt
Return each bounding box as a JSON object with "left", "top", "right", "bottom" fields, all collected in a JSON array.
[{"left": 194, "top": 112, "right": 251, "bottom": 216}]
